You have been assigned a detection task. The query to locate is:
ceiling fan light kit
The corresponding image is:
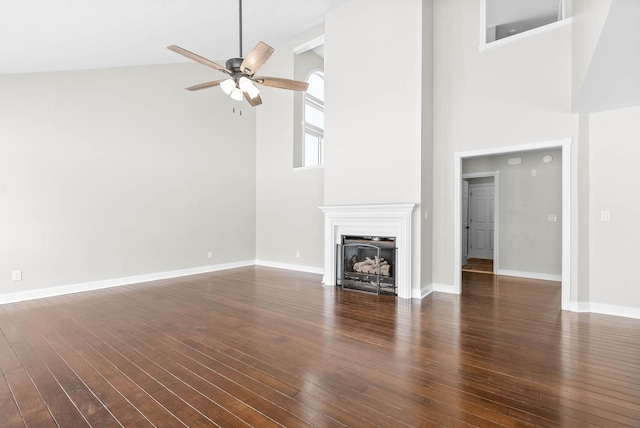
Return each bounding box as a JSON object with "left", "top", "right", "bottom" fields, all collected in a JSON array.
[
  {"left": 167, "top": 0, "right": 309, "bottom": 107},
  {"left": 238, "top": 77, "right": 260, "bottom": 99},
  {"left": 220, "top": 78, "right": 236, "bottom": 95},
  {"left": 230, "top": 87, "right": 244, "bottom": 101}
]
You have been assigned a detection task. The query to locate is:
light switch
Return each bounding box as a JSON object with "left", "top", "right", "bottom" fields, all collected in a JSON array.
[{"left": 600, "top": 210, "right": 611, "bottom": 222}]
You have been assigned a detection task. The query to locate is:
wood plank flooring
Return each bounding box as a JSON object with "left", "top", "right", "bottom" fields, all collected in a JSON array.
[
  {"left": 462, "top": 258, "right": 493, "bottom": 274},
  {"left": 1, "top": 266, "right": 639, "bottom": 427}
]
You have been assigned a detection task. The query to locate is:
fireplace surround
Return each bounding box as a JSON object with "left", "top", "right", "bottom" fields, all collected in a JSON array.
[{"left": 319, "top": 204, "right": 416, "bottom": 299}]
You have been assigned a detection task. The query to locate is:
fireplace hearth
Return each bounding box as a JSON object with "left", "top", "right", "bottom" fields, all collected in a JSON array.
[{"left": 337, "top": 236, "right": 397, "bottom": 295}]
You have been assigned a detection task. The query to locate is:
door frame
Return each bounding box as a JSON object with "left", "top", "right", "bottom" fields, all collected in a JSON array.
[
  {"left": 461, "top": 179, "right": 469, "bottom": 267},
  {"left": 453, "top": 138, "right": 572, "bottom": 310},
  {"left": 463, "top": 172, "right": 499, "bottom": 272}
]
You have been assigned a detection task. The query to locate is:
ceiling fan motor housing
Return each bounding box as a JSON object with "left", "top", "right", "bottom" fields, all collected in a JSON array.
[{"left": 226, "top": 58, "right": 246, "bottom": 75}]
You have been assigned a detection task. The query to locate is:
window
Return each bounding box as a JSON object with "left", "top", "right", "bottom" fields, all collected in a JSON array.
[
  {"left": 303, "top": 71, "right": 324, "bottom": 167},
  {"left": 293, "top": 36, "right": 324, "bottom": 169},
  {"left": 482, "top": 0, "right": 565, "bottom": 47}
]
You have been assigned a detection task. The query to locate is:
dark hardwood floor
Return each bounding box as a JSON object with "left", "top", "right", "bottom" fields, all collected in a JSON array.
[
  {"left": 461, "top": 258, "right": 493, "bottom": 274},
  {"left": 1, "top": 267, "right": 639, "bottom": 427}
]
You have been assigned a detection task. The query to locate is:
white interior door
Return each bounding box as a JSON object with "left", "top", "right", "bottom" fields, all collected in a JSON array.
[
  {"left": 462, "top": 180, "right": 469, "bottom": 266},
  {"left": 469, "top": 184, "right": 494, "bottom": 259}
]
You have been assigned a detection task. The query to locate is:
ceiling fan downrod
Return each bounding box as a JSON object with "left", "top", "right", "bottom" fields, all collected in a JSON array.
[{"left": 238, "top": 0, "right": 243, "bottom": 58}]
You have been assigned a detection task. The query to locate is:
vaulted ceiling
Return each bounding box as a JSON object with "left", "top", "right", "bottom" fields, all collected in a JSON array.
[
  {"left": 3, "top": 0, "right": 638, "bottom": 113},
  {"left": 1, "top": 0, "right": 344, "bottom": 75}
]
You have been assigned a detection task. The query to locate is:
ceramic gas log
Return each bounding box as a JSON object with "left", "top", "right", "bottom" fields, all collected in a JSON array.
[{"left": 352, "top": 256, "right": 391, "bottom": 276}]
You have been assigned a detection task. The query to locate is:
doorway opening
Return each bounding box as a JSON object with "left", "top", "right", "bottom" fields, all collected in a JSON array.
[
  {"left": 453, "top": 139, "right": 572, "bottom": 310},
  {"left": 462, "top": 172, "right": 498, "bottom": 274}
]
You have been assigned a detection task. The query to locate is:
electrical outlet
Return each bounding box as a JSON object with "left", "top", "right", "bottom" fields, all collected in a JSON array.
[
  {"left": 207, "top": 251, "right": 213, "bottom": 259},
  {"left": 296, "top": 251, "right": 300, "bottom": 258},
  {"left": 12, "top": 270, "right": 22, "bottom": 281}
]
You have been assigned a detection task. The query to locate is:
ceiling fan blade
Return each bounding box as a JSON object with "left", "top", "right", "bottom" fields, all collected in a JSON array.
[
  {"left": 167, "top": 45, "right": 231, "bottom": 75},
  {"left": 244, "top": 92, "right": 263, "bottom": 107},
  {"left": 240, "top": 42, "right": 274, "bottom": 75},
  {"left": 254, "top": 76, "right": 309, "bottom": 91},
  {"left": 185, "top": 80, "right": 225, "bottom": 91}
]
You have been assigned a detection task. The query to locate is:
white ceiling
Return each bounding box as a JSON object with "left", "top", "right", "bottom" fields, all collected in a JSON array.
[
  {"left": 2, "top": 1, "right": 567, "bottom": 75},
  {"left": 1, "top": 0, "right": 344, "bottom": 75}
]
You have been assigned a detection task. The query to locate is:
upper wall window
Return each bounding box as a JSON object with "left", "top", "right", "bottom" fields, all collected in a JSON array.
[
  {"left": 293, "top": 36, "right": 324, "bottom": 169},
  {"left": 482, "top": 0, "right": 565, "bottom": 46},
  {"left": 303, "top": 71, "right": 325, "bottom": 167}
]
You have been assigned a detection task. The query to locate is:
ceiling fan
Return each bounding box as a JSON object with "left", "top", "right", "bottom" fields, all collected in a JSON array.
[{"left": 167, "top": 0, "right": 309, "bottom": 107}]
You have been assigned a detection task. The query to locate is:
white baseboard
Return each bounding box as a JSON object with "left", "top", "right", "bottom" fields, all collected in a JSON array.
[
  {"left": 321, "top": 275, "right": 335, "bottom": 286},
  {"left": 568, "top": 301, "right": 590, "bottom": 313},
  {"left": 7, "top": 263, "right": 636, "bottom": 320},
  {"left": 497, "top": 269, "right": 562, "bottom": 282},
  {"left": 414, "top": 283, "right": 433, "bottom": 299},
  {"left": 432, "top": 283, "right": 458, "bottom": 294},
  {"left": 0, "top": 260, "right": 255, "bottom": 305},
  {"left": 570, "top": 301, "right": 640, "bottom": 320},
  {"left": 254, "top": 260, "right": 324, "bottom": 275}
]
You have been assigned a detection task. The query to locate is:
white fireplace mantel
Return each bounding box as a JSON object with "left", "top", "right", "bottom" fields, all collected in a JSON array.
[{"left": 319, "top": 203, "right": 416, "bottom": 299}]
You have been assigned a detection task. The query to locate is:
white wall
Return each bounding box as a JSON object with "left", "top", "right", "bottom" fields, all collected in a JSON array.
[
  {"left": 432, "top": 0, "right": 578, "bottom": 288},
  {"left": 577, "top": 114, "right": 591, "bottom": 302},
  {"left": 421, "top": 0, "right": 435, "bottom": 293},
  {"left": 463, "top": 149, "right": 563, "bottom": 277},
  {"left": 0, "top": 63, "right": 257, "bottom": 296},
  {"left": 324, "top": 0, "right": 424, "bottom": 293},
  {"left": 324, "top": 0, "right": 423, "bottom": 207},
  {"left": 588, "top": 105, "right": 640, "bottom": 311},
  {"left": 255, "top": 28, "right": 325, "bottom": 271},
  {"left": 574, "top": 0, "right": 640, "bottom": 113},
  {"left": 571, "top": 0, "right": 612, "bottom": 110}
]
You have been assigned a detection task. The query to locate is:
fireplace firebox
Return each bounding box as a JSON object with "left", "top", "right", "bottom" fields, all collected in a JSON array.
[{"left": 336, "top": 236, "right": 397, "bottom": 295}]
